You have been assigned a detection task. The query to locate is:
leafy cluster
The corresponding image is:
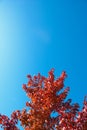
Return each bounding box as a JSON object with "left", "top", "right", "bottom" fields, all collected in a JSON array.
[{"left": 0, "top": 69, "right": 87, "bottom": 130}]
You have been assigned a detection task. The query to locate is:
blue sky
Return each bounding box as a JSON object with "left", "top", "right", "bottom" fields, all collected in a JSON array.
[{"left": 0, "top": 0, "right": 87, "bottom": 129}]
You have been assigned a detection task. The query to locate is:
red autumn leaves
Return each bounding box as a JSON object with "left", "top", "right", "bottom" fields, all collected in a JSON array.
[{"left": 0, "top": 69, "right": 87, "bottom": 130}]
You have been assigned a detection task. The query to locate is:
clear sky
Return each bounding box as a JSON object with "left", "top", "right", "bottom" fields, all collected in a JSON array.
[{"left": 0, "top": 0, "right": 87, "bottom": 129}]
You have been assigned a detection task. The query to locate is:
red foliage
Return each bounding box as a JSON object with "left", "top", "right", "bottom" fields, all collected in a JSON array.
[{"left": 0, "top": 69, "right": 87, "bottom": 130}]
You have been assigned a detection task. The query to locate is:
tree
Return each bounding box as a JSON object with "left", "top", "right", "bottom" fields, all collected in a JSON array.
[{"left": 0, "top": 69, "right": 87, "bottom": 130}]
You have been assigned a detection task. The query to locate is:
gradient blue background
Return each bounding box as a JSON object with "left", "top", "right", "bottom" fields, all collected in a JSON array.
[{"left": 0, "top": 0, "right": 87, "bottom": 129}]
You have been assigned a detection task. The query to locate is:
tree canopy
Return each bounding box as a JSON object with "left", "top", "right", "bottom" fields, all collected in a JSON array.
[{"left": 0, "top": 69, "right": 87, "bottom": 130}]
